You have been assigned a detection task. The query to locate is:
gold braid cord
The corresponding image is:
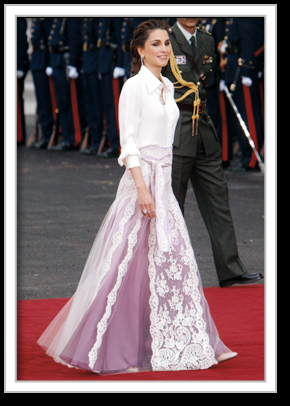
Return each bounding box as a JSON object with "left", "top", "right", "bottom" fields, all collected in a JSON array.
[{"left": 169, "top": 44, "right": 201, "bottom": 135}]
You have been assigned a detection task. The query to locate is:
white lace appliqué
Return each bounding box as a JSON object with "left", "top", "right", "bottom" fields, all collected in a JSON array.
[{"left": 87, "top": 146, "right": 217, "bottom": 372}]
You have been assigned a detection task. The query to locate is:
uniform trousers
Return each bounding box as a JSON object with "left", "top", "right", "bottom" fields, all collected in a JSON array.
[
  {"left": 51, "top": 66, "right": 75, "bottom": 146},
  {"left": 17, "top": 76, "right": 27, "bottom": 145},
  {"left": 171, "top": 130, "right": 248, "bottom": 282},
  {"left": 82, "top": 72, "right": 119, "bottom": 150},
  {"left": 31, "top": 70, "right": 54, "bottom": 141},
  {"left": 228, "top": 80, "right": 264, "bottom": 168}
]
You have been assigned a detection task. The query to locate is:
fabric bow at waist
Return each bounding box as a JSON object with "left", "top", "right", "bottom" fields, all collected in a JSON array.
[{"left": 140, "top": 146, "right": 172, "bottom": 253}]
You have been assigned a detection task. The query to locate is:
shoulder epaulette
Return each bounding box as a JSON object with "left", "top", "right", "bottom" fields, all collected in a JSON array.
[{"left": 197, "top": 26, "right": 211, "bottom": 36}]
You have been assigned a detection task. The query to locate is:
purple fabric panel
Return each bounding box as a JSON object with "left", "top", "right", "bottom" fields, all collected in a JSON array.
[{"left": 60, "top": 212, "right": 152, "bottom": 373}]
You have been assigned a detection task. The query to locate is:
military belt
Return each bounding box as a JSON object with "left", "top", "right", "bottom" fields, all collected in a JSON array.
[
  {"left": 226, "top": 42, "right": 240, "bottom": 54},
  {"left": 49, "top": 45, "right": 69, "bottom": 54},
  {"left": 177, "top": 101, "right": 206, "bottom": 115},
  {"left": 83, "top": 43, "right": 99, "bottom": 52},
  {"left": 32, "top": 44, "right": 47, "bottom": 52}
]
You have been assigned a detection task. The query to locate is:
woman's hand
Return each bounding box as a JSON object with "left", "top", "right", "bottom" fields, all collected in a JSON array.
[
  {"left": 137, "top": 185, "right": 157, "bottom": 219},
  {"left": 129, "top": 166, "right": 157, "bottom": 219}
]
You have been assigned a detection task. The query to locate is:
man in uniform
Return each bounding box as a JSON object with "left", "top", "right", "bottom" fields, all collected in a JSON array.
[
  {"left": 17, "top": 17, "right": 29, "bottom": 146},
  {"left": 29, "top": 17, "right": 54, "bottom": 149},
  {"left": 162, "top": 18, "right": 263, "bottom": 287},
  {"left": 46, "top": 17, "right": 76, "bottom": 151},
  {"left": 80, "top": 17, "right": 120, "bottom": 157},
  {"left": 223, "top": 17, "right": 264, "bottom": 171}
]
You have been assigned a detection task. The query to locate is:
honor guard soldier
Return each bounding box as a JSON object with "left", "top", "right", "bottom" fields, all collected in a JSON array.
[
  {"left": 162, "top": 18, "right": 263, "bottom": 286},
  {"left": 223, "top": 17, "right": 264, "bottom": 171},
  {"left": 112, "top": 17, "right": 126, "bottom": 91},
  {"left": 46, "top": 17, "right": 76, "bottom": 151},
  {"left": 81, "top": 17, "right": 120, "bottom": 157},
  {"left": 66, "top": 17, "right": 87, "bottom": 147},
  {"left": 29, "top": 17, "right": 54, "bottom": 149},
  {"left": 17, "top": 17, "right": 29, "bottom": 146},
  {"left": 200, "top": 18, "right": 236, "bottom": 168}
]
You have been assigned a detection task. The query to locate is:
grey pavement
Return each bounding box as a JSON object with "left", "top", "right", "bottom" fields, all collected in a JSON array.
[{"left": 16, "top": 74, "right": 264, "bottom": 300}]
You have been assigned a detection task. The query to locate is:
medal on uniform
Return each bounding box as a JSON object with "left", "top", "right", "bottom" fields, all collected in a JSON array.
[{"left": 175, "top": 55, "right": 186, "bottom": 64}]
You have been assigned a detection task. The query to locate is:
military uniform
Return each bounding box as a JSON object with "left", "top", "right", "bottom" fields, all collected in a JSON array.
[
  {"left": 47, "top": 17, "right": 76, "bottom": 150},
  {"left": 224, "top": 17, "right": 264, "bottom": 170},
  {"left": 81, "top": 17, "right": 120, "bottom": 156},
  {"left": 66, "top": 17, "right": 87, "bottom": 145},
  {"left": 162, "top": 21, "right": 248, "bottom": 282},
  {"left": 17, "top": 17, "right": 29, "bottom": 145},
  {"left": 199, "top": 18, "right": 235, "bottom": 166},
  {"left": 29, "top": 17, "right": 54, "bottom": 148}
]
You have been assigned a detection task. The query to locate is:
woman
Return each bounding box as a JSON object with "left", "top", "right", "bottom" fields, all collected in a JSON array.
[{"left": 38, "top": 19, "right": 237, "bottom": 375}]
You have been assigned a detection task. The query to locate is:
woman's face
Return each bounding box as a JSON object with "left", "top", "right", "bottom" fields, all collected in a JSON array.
[{"left": 138, "top": 29, "right": 171, "bottom": 71}]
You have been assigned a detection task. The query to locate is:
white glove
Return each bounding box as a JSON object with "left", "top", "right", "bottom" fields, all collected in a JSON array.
[
  {"left": 258, "top": 71, "right": 263, "bottom": 79},
  {"left": 17, "top": 70, "right": 24, "bottom": 78},
  {"left": 113, "top": 66, "right": 125, "bottom": 79},
  {"left": 241, "top": 76, "right": 252, "bottom": 87},
  {"left": 98, "top": 73, "right": 102, "bottom": 81},
  {"left": 219, "top": 79, "right": 226, "bottom": 92},
  {"left": 68, "top": 65, "right": 79, "bottom": 79},
  {"left": 45, "top": 66, "right": 53, "bottom": 76},
  {"left": 219, "top": 40, "right": 227, "bottom": 54}
]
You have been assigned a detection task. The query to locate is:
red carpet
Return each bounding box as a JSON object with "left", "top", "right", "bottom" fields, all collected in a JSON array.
[{"left": 17, "top": 285, "right": 264, "bottom": 381}]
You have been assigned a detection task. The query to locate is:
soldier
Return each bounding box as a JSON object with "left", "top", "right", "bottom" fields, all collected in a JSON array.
[
  {"left": 198, "top": 18, "right": 235, "bottom": 168},
  {"left": 80, "top": 17, "right": 120, "bottom": 157},
  {"left": 29, "top": 17, "right": 54, "bottom": 149},
  {"left": 112, "top": 17, "right": 126, "bottom": 91},
  {"left": 46, "top": 17, "right": 76, "bottom": 151},
  {"left": 66, "top": 17, "right": 87, "bottom": 146},
  {"left": 223, "top": 17, "right": 264, "bottom": 171},
  {"left": 162, "top": 18, "right": 263, "bottom": 287},
  {"left": 17, "top": 17, "right": 29, "bottom": 146}
]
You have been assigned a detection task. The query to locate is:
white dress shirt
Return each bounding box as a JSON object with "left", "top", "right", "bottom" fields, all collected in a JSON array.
[
  {"left": 176, "top": 21, "right": 197, "bottom": 46},
  {"left": 118, "top": 65, "right": 180, "bottom": 169}
]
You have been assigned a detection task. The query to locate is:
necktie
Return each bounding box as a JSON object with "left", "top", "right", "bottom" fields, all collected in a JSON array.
[{"left": 190, "top": 35, "right": 197, "bottom": 58}]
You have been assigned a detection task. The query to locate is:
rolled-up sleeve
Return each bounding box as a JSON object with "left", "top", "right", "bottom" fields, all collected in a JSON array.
[{"left": 118, "top": 78, "right": 141, "bottom": 169}]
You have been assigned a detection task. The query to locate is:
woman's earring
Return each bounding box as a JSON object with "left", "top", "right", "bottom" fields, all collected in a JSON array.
[{"left": 141, "top": 55, "right": 144, "bottom": 65}]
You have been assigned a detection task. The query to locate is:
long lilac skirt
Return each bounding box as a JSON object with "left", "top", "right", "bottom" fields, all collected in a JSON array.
[{"left": 37, "top": 146, "right": 231, "bottom": 374}]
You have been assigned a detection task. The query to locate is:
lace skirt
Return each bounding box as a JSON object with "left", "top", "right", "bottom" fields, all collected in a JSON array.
[{"left": 37, "top": 146, "right": 231, "bottom": 374}]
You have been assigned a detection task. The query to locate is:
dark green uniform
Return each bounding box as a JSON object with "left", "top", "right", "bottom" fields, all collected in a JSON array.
[{"left": 162, "top": 22, "right": 247, "bottom": 282}]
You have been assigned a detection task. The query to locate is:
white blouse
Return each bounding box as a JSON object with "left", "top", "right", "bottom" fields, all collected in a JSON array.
[{"left": 118, "top": 65, "right": 180, "bottom": 169}]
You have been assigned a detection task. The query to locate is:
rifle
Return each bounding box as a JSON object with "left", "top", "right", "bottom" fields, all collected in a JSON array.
[
  {"left": 47, "top": 76, "right": 60, "bottom": 148},
  {"left": 224, "top": 85, "right": 265, "bottom": 173},
  {"left": 80, "top": 126, "right": 90, "bottom": 151},
  {"left": 26, "top": 112, "right": 40, "bottom": 147}
]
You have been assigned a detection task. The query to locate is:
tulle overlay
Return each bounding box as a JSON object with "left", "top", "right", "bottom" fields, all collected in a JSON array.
[{"left": 37, "top": 146, "right": 231, "bottom": 374}]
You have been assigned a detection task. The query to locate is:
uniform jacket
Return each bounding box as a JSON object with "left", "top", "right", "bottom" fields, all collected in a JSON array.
[
  {"left": 17, "top": 17, "right": 29, "bottom": 73},
  {"left": 30, "top": 17, "right": 52, "bottom": 71},
  {"left": 224, "top": 17, "right": 264, "bottom": 84},
  {"left": 47, "top": 17, "right": 70, "bottom": 69},
  {"left": 67, "top": 17, "right": 83, "bottom": 71},
  {"left": 162, "top": 22, "right": 221, "bottom": 157},
  {"left": 82, "top": 17, "right": 116, "bottom": 75}
]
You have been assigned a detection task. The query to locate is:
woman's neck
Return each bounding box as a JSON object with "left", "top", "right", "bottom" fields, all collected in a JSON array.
[{"left": 143, "top": 62, "right": 162, "bottom": 80}]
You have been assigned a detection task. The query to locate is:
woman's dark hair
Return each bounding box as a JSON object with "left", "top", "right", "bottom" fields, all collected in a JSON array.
[{"left": 130, "top": 19, "right": 170, "bottom": 76}]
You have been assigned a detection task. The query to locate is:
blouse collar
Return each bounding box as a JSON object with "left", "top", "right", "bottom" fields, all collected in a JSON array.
[{"left": 138, "top": 65, "right": 171, "bottom": 94}]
